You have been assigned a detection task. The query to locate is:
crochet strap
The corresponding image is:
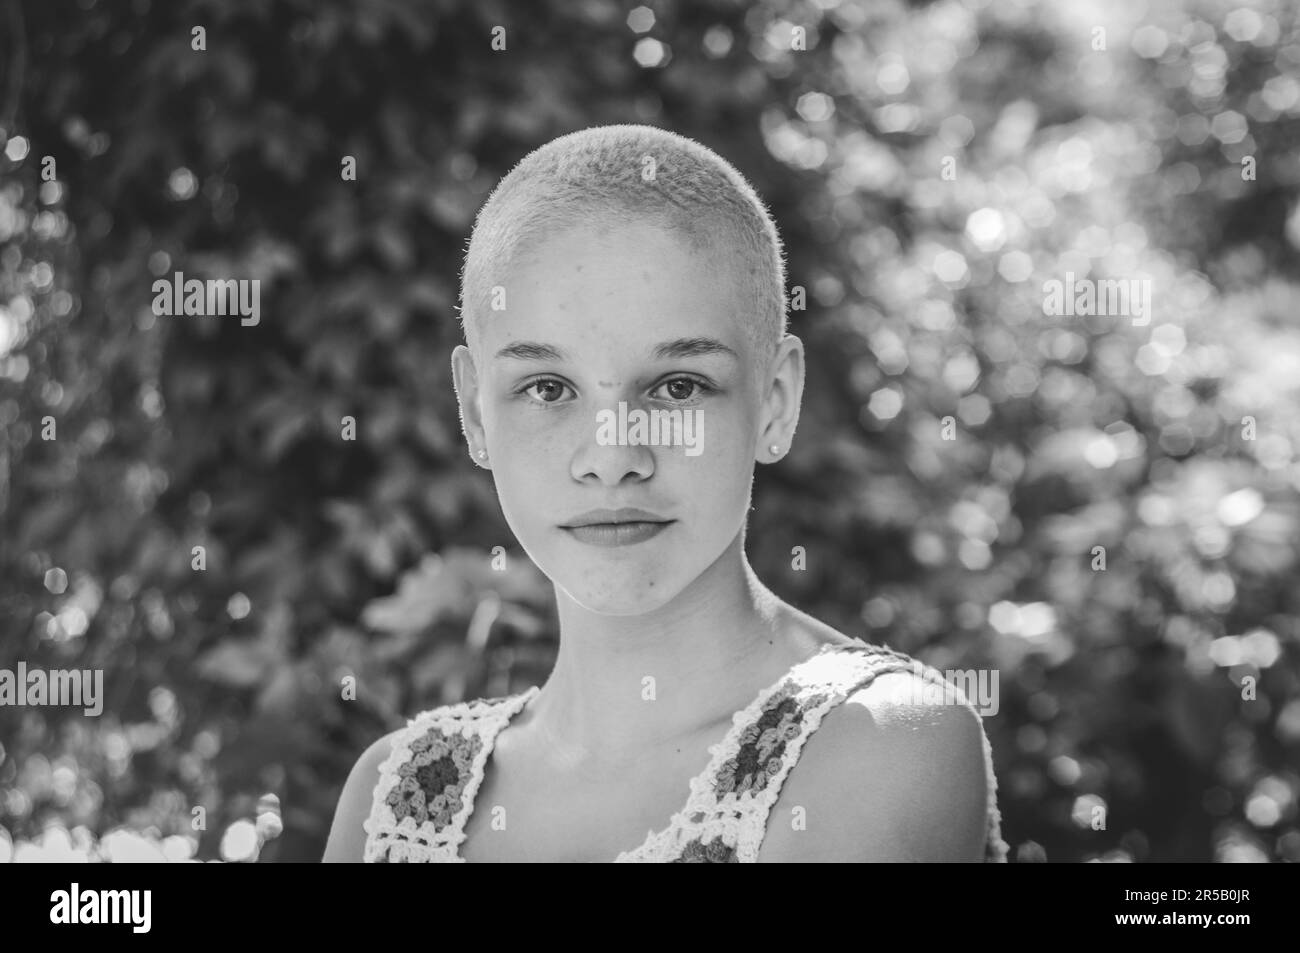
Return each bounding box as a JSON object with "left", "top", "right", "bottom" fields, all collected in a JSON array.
[
  {"left": 616, "top": 642, "right": 1009, "bottom": 862},
  {"left": 363, "top": 687, "right": 538, "bottom": 863}
]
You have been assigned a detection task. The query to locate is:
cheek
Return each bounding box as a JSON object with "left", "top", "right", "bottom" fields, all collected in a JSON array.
[
  {"left": 488, "top": 415, "right": 573, "bottom": 521},
  {"left": 676, "top": 434, "right": 752, "bottom": 508},
  {"left": 687, "top": 406, "right": 753, "bottom": 467},
  {"left": 487, "top": 402, "right": 571, "bottom": 450}
]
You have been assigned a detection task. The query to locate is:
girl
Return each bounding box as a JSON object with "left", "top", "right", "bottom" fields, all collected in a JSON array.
[{"left": 323, "top": 125, "right": 1008, "bottom": 862}]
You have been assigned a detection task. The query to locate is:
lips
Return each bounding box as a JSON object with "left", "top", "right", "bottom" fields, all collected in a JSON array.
[
  {"left": 559, "top": 507, "right": 670, "bottom": 529},
  {"left": 558, "top": 507, "right": 674, "bottom": 548},
  {"left": 562, "top": 520, "right": 673, "bottom": 548}
]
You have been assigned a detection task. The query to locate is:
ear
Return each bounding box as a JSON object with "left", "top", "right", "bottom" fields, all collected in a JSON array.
[
  {"left": 451, "top": 344, "right": 488, "bottom": 465},
  {"left": 757, "top": 333, "right": 805, "bottom": 462}
]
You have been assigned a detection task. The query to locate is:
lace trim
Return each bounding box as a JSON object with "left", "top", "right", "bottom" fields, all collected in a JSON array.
[{"left": 362, "top": 687, "right": 539, "bottom": 863}]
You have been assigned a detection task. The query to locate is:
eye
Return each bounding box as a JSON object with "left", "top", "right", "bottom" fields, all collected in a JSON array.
[
  {"left": 517, "top": 378, "right": 574, "bottom": 405},
  {"left": 652, "top": 376, "right": 715, "bottom": 403}
]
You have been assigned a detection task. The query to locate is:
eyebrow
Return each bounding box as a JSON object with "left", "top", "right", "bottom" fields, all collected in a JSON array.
[{"left": 494, "top": 337, "right": 740, "bottom": 363}]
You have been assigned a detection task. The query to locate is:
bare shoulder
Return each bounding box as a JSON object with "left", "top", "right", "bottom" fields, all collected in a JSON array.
[
  {"left": 761, "top": 663, "right": 991, "bottom": 862},
  {"left": 321, "top": 729, "right": 401, "bottom": 863}
]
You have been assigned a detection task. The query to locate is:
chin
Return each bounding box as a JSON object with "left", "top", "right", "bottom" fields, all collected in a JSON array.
[{"left": 552, "top": 569, "right": 684, "bottom": 616}]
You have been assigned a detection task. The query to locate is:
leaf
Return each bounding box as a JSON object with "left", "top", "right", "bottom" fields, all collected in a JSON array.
[{"left": 195, "top": 639, "right": 275, "bottom": 688}]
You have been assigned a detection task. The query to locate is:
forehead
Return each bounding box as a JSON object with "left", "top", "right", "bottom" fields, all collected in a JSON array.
[{"left": 483, "top": 220, "right": 750, "bottom": 358}]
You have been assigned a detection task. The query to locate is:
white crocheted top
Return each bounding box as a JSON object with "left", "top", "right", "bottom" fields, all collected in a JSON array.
[{"left": 362, "top": 640, "right": 1010, "bottom": 862}]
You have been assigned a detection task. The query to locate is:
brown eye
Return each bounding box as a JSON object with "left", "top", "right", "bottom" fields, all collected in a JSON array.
[
  {"left": 519, "top": 378, "right": 572, "bottom": 405},
  {"left": 665, "top": 378, "right": 696, "bottom": 400},
  {"left": 653, "top": 377, "right": 713, "bottom": 402}
]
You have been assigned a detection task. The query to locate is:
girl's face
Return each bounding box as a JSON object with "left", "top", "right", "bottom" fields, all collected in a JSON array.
[{"left": 454, "top": 220, "right": 773, "bottom": 616}]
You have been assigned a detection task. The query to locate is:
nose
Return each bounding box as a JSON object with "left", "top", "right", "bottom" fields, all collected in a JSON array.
[{"left": 570, "top": 399, "right": 656, "bottom": 486}]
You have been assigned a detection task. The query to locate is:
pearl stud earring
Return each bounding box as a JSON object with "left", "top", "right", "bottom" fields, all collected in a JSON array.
[
  {"left": 769, "top": 444, "right": 781, "bottom": 456},
  {"left": 476, "top": 449, "right": 487, "bottom": 461}
]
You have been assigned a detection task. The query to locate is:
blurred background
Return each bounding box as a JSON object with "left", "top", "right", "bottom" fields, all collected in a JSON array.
[{"left": 2, "top": 0, "right": 1299, "bottom": 863}]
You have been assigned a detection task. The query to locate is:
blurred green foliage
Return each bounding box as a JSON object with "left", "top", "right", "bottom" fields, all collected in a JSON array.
[{"left": 2, "top": 0, "right": 1299, "bottom": 862}]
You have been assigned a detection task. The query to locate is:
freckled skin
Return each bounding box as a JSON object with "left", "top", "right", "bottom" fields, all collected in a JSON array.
[{"left": 453, "top": 221, "right": 785, "bottom": 617}]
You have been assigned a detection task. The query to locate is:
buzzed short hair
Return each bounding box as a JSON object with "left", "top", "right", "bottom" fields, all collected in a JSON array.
[{"left": 458, "top": 124, "right": 788, "bottom": 373}]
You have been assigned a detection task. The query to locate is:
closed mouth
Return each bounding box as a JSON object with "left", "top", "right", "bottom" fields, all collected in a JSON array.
[
  {"left": 559, "top": 508, "right": 672, "bottom": 529},
  {"left": 559, "top": 520, "right": 676, "bottom": 546}
]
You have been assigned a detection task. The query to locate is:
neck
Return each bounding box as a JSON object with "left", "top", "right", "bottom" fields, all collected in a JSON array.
[{"left": 524, "top": 534, "right": 810, "bottom": 771}]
